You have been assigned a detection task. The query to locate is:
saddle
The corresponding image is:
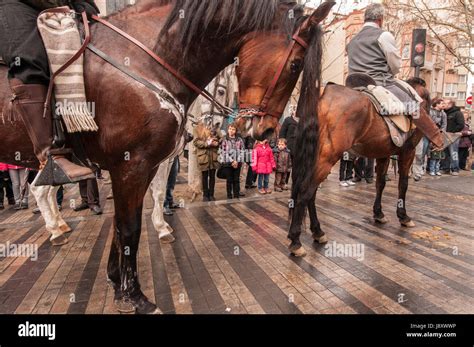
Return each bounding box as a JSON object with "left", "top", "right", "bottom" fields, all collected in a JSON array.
[{"left": 345, "top": 73, "right": 417, "bottom": 147}]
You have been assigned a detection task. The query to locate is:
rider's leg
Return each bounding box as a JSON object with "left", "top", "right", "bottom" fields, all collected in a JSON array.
[
  {"left": 1, "top": 2, "right": 94, "bottom": 185},
  {"left": 385, "top": 83, "right": 443, "bottom": 148},
  {"left": 9, "top": 80, "right": 95, "bottom": 184}
]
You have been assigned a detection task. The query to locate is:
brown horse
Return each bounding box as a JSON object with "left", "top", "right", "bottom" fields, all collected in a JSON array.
[
  {"left": 0, "top": 0, "right": 334, "bottom": 313},
  {"left": 235, "top": 2, "right": 336, "bottom": 140},
  {"left": 286, "top": 76, "right": 434, "bottom": 257}
]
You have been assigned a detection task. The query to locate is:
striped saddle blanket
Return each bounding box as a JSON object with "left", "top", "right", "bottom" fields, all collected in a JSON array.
[{"left": 37, "top": 8, "right": 98, "bottom": 133}]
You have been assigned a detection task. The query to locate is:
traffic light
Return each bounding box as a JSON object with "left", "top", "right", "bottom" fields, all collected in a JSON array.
[{"left": 411, "top": 29, "right": 427, "bottom": 68}]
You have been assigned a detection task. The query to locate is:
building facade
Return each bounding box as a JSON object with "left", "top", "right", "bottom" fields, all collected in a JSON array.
[{"left": 322, "top": 7, "right": 471, "bottom": 109}]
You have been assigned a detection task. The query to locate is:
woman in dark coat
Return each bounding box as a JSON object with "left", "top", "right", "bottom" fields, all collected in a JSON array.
[
  {"left": 458, "top": 111, "right": 472, "bottom": 171},
  {"left": 193, "top": 123, "right": 221, "bottom": 201}
]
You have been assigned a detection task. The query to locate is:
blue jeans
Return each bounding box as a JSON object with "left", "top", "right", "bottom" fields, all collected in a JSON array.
[
  {"left": 448, "top": 138, "right": 460, "bottom": 172},
  {"left": 57, "top": 186, "right": 64, "bottom": 206},
  {"left": 257, "top": 174, "right": 269, "bottom": 189},
  {"left": 422, "top": 137, "right": 430, "bottom": 169},
  {"left": 428, "top": 159, "right": 440, "bottom": 174}
]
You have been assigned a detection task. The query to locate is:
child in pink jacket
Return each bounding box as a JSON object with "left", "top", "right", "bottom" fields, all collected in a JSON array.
[{"left": 252, "top": 140, "right": 276, "bottom": 194}]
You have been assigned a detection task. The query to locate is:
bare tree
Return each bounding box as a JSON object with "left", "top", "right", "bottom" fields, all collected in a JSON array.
[{"left": 386, "top": 0, "right": 473, "bottom": 74}]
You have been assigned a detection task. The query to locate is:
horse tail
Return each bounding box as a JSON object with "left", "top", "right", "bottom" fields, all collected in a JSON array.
[{"left": 290, "top": 24, "right": 323, "bottom": 214}]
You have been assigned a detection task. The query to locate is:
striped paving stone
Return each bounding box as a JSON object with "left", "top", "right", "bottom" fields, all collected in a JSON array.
[{"left": 0, "top": 167, "right": 472, "bottom": 314}]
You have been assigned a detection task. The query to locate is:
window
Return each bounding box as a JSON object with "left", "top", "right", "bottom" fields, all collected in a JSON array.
[
  {"left": 458, "top": 75, "right": 467, "bottom": 83},
  {"left": 402, "top": 44, "right": 411, "bottom": 60},
  {"left": 444, "top": 83, "right": 458, "bottom": 97},
  {"left": 457, "top": 92, "right": 466, "bottom": 101}
]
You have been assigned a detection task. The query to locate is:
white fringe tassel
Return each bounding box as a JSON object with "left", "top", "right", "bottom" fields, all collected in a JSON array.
[{"left": 56, "top": 103, "right": 98, "bottom": 133}]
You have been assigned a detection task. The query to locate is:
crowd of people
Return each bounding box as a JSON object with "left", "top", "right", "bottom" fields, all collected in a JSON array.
[
  {"left": 413, "top": 99, "right": 471, "bottom": 180},
  {"left": 192, "top": 120, "right": 295, "bottom": 201},
  {"left": 1, "top": 100, "right": 471, "bottom": 212},
  {"left": 338, "top": 98, "right": 472, "bottom": 186}
]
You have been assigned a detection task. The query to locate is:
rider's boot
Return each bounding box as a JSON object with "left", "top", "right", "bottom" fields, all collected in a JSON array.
[
  {"left": 8, "top": 79, "right": 95, "bottom": 186},
  {"left": 412, "top": 109, "right": 444, "bottom": 150}
]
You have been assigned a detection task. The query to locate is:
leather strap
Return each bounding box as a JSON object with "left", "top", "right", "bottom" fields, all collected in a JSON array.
[
  {"left": 90, "top": 15, "right": 233, "bottom": 115},
  {"left": 87, "top": 43, "right": 179, "bottom": 109}
]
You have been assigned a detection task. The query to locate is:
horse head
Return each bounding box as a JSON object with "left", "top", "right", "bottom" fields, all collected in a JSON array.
[{"left": 234, "top": 0, "right": 336, "bottom": 140}]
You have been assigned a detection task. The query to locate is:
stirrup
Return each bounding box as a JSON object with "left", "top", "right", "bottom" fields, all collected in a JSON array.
[{"left": 34, "top": 155, "right": 95, "bottom": 187}]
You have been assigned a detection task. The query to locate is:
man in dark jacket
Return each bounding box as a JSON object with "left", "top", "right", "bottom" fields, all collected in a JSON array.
[
  {"left": 0, "top": 0, "right": 99, "bottom": 185},
  {"left": 280, "top": 114, "right": 298, "bottom": 156},
  {"left": 279, "top": 113, "right": 298, "bottom": 185},
  {"left": 440, "top": 100, "right": 465, "bottom": 175}
]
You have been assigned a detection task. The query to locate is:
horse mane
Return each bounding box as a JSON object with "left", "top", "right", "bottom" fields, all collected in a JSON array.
[
  {"left": 406, "top": 77, "right": 431, "bottom": 113},
  {"left": 290, "top": 23, "right": 324, "bottom": 206},
  {"left": 158, "top": 0, "right": 305, "bottom": 56},
  {"left": 345, "top": 73, "right": 376, "bottom": 89}
]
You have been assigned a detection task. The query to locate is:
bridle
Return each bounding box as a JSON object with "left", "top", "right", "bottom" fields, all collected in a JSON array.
[
  {"left": 237, "top": 19, "right": 309, "bottom": 121},
  {"left": 42, "top": 9, "right": 307, "bottom": 123}
]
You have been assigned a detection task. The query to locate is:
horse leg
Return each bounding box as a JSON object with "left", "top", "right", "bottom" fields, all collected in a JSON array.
[
  {"left": 397, "top": 149, "right": 417, "bottom": 228},
  {"left": 30, "top": 175, "right": 67, "bottom": 245},
  {"left": 288, "top": 196, "right": 309, "bottom": 257},
  {"left": 308, "top": 190, "right": 328, "bottom": 244},
  {"left": 289, "top": 151, "right": 337, "bottom": 257},
  {"left": 108, "top": 165, "right": 161, "bottom": 314},
  {"left": 150, "top": 160, "right": 175, "bottom": 243},
  {"left": 373, "top": 157, "right": 390, "bottom": 224},
  {"left": 106, "top": 227, "right": 123, "bottom": 309}
]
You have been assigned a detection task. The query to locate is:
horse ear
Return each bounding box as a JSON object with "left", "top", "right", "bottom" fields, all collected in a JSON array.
[{"left": 302, "top": 1, "right": 336, "bottom": 31}]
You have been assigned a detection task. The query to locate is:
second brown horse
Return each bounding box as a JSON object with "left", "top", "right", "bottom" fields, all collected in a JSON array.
[
  {"left": 0, "top": 0, "right": 335, "bottom": 312},
  {"left": 287, "top": 75, "right": 435, "bottom": 257}
]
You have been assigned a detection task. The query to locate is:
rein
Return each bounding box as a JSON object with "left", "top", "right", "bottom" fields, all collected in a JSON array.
[
  {"left": 42, "top": 9, "right": 308, "bottom": 127},
  {"left": 89, "top": 15, "right": 233, "bottom": 116}
]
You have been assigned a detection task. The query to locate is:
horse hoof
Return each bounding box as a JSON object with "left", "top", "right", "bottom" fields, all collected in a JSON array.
[
  {"left": 374, "top": 217, "right": 389, "bottom": 224},
  {"left": 59, "top": 224, "right": 72, "bottom": 234},
  {"left": 114, "top": 298, "right": 135, "bottom": 314},
  {"left": 160, "top": 233, "right": 176, "bottom": 244},
  {"left": 313, "top": 234, "right": 328, "bottom": 244},
  {"left": 134, "top": 297, "right": 162, "bottom": 315},
  {"left": 290, "top": 246, "right": 307, "bottom": 257},
  {"left": 401, "top": 220, "right": 416, "bottom": 228},
  {"left": 149, "top": 307, "right": 163, "bottom": 314},
  {"left": 50, "top": 234, "right": 68, "bottom": 246}
]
